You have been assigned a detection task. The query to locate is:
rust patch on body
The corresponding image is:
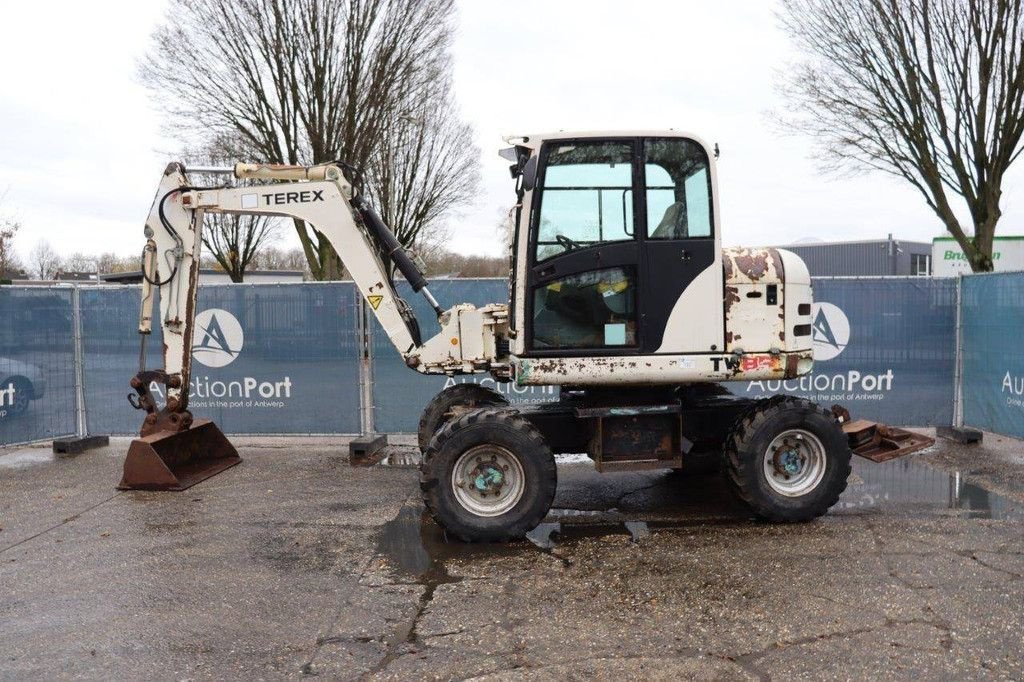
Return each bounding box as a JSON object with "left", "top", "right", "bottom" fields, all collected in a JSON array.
[
  {"left": 725, "top": 286, "right": 741, "bottom": 313},
  {"left": 785, "top": 353, "right": 799, "bottom": 378},
  {"left": 733, "top": 253, "right": 769, "bottom": 280}
]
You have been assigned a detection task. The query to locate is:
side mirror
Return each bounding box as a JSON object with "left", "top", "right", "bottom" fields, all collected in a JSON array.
[{"left": 521, "top": 155, "right": 539, "bottom": 192}]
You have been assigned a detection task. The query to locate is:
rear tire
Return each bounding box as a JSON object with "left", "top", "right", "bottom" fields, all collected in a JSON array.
[
  {"left": 417, "top": 383, "right": 509, "bottom": 453},
  {"left": 420, "top": 408, "right": 556, "bottom": 542},
  {"left": 724, "top": 396, "right": 851, "bottom": 522}
]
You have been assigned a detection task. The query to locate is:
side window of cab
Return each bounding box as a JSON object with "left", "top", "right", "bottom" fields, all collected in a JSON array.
[{"left": 644, "top": 139, "right": 712, "bottom": 240}]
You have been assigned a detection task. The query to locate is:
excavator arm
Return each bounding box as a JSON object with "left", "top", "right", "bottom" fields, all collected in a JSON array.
[{"left": 120, "top": 161, "right": 508, "bottom": 490}]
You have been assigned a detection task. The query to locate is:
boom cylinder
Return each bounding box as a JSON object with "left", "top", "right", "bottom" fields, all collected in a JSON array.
[{"left": 351, "top": 195, "right": 442, "bottom": 316}]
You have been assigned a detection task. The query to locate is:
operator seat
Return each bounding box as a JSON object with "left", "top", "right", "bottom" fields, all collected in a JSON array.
[{"left": 650, "top": 202, "right": 686, "bottom": 239}]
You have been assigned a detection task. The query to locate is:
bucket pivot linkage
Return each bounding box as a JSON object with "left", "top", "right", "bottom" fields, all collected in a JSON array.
[{"left": 119, "top": 371, "right": 240, "bottom": 491}]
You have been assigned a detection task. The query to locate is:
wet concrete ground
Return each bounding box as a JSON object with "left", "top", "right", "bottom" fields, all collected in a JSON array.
[{"left": 1, "top": 433, "right": 1022, "bottom": 680}]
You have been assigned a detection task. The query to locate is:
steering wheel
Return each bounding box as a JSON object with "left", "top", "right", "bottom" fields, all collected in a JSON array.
[{"left": 555, "top": 234, "right": 583, "bottom": 252}]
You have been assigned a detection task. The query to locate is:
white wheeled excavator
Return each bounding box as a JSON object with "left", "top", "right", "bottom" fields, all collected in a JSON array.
[{"left": 120, "top": 131, "right": 932, "bottom": 541}]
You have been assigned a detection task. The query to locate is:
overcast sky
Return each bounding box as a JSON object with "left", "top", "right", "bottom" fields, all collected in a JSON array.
[{"left": 1, "top": 0, "right": 1021, "bottom": 265}]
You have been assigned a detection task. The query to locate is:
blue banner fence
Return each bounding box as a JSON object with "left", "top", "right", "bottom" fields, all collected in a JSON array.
[
  {"left": 958, "top": 273, "right": 1024, "bottom": 439},
  {"left": 0, "top": 274, "right": 1019, "bottom": 446}
]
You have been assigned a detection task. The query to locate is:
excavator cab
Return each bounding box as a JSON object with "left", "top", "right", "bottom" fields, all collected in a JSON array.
[{"left": 507, "top": 134, "right": 720, "bottom": 359}]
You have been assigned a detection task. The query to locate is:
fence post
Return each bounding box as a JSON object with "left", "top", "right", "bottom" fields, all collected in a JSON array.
[
  {"left": 71, "top": 285, "right": 87, "bottom": 437},
  {"left": 938, "top": 273, "right": 982, "bottom": 444},
  {"left": 951, "top": 274, "right": 964, "bottom": 429},
  {"left": 356, "top": 290, "right": 375, "bottom": 435}
]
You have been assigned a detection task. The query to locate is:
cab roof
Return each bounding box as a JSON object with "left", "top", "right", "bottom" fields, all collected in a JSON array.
[{"left": 502, "top": 130, "right": 713, "bottom": 152}]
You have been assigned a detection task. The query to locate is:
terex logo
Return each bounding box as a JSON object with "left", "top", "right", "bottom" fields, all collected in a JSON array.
[
  {"left": 193, "top": 309, "right": 244, "bottom": 368},
  {"left": 811, "top": 302, "right": 849, "bottom": 361},
  {"left": 263, "top": 190, "right": 325, "bottom": 206},
  {"left": 240, "top": 190, "right": 326, "bottom": 209}
]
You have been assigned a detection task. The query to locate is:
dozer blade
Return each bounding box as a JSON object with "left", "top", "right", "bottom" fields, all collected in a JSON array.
[
  {"left": 842, "top": 419, "right": 935, "bottom": 463},
  {"left": 118, "top": 419, "right": 241, "bottom": 491}
]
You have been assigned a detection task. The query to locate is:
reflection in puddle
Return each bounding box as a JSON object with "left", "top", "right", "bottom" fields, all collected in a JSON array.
[
  {"left": 376, "top": 453, "right": 1022, "bottom": 581},
  {"left": 842, "top": 458, "right": 1023, "bottom": 520},
  {"left": 376, "top": 457, "right": 1023, "bottom": 594}
]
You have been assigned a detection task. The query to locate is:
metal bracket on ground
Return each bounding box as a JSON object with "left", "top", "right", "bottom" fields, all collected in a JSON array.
[
  {"left": 936, "top": 426, "right": 984, "bottom": 444},
  {"left": 350, "top": 434, "right": 388, "bottom": 466},
  {"left": 53, "top": 435, "right": 110, "bottom": 457}
]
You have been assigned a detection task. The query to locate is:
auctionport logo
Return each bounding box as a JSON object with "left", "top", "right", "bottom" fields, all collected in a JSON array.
[
  {"left": 811, "top": 302, "right": 849, "bottom": 361},
  {"left": 193, "top": 309, "right": 244, "bottom": 368}
]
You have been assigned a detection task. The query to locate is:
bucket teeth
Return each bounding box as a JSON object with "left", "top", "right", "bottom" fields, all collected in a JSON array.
[{"left": 118, "top": 419, "right": 241, "bottom": 491}]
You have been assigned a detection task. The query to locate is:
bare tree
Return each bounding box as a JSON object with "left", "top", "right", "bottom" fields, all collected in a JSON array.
[
  {"left": 201, "top": 212, "right": 279, "bottom": 282},
  {"left": 96, "top": 252, "right": 138, "bottom": 274},
  {"left": 421, "top": 249, "right": 506, "bottom": 277},
  {"left": 259, "top": 246, "right": 310, "bottom": 273},
  {"left": 365, "top": 81, "right": 479, "bottom": 256},
  {"left": 29, "top": 239, "right": 62, "bottom": 280},
  {"left": 778, "top": 0, "right": 1024, "bottom": 271},
  {"left": 142, "top": 0, "right": 476, "bottom": 281},
  {"left": 61, "top": 252, "right": 98, "bottom": 274},
  {"left": 0, "top": 218, "right": 21, "bottom": 280},
  {"left": 183, "top": 137, "right": 280, "bottom": 282}
]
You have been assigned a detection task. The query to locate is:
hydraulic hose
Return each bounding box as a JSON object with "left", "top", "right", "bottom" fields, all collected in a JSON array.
[{"left": 350, "top": 195, "right": 429, "bottom": 293}]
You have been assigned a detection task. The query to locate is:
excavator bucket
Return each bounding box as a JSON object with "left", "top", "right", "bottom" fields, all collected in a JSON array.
[
  {"left": 831, "top": 406, "right": 935, "bottom": 463},
  {"left": 118, "top": 419, "right": 241, "bottom": 491},
  {"left": 842, "top": 419, "right": 935, "bottom": 463}
]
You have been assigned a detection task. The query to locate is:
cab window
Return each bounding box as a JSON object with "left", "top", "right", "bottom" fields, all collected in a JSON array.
[
  {"left": 645, "top": 139, "right": 712, "bottom": 239},
  {"left": 534, "top": 141, "right": 635, "bottom": 262}
]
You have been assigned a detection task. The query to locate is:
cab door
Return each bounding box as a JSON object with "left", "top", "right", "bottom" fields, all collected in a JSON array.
[
  {"left": 524, "top": 139, "right": 643, "bottom": 356},
  {"left": 638, "top": 137, "right": 720, "bottom": 354}
]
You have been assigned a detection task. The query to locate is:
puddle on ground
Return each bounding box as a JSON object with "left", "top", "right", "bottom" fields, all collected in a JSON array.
[
  {"left": 375, "top": 447, "right": 1022, "bottom": 581},
  {"left": 373, "top": 455, "right": 1022, "bottom": 604},
  {"left": 377, "top": 504, "right": 526, "bottom": 583},
  {"left": 0, "top": 449, "right": 54, "bottom": 469},
  {"left": 842, "top": 457, "right": 1024, "bottom": 520}
]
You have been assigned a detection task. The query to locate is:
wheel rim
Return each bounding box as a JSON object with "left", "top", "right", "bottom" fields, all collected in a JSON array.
[
  {"left": 762, "top": 429, "right": 827, "bottom": 497},
  {"left": 451, "top": 444, "right": 526, "bottom": 517}
]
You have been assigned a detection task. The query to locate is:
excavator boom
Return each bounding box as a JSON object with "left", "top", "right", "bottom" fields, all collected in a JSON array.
[{"left": 120, "top": 161, "right": 508, "bottom": 490}]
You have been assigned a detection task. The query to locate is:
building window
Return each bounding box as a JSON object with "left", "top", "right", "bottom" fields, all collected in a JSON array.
[{"left": 911, "top": 253, "right": 931, "bottom": 276}]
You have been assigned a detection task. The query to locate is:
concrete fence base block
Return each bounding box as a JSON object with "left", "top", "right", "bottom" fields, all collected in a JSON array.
[
  {"left": 53, "top": 435, "right": 110, "bottom": 457},
  {"left": 349, "top": 434, "right": 388, "bottom": 466},
  {"left": 937, "top": 426, "right": 984, "bottom": 444}
]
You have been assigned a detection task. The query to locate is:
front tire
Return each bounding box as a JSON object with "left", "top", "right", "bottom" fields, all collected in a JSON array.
[
  {"left": 724, "top": 396, "right": 851, "bottom": 522},
  {"left": 420, "top": 408, "right": 556, "bottom": 542},
  {"left": 417, "top": 383, "right": 509, "bottom": 453}
]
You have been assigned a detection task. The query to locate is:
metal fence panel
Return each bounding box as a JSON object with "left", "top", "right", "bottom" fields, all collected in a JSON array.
[
  {"left": 0, "top": 287, "right": 76, "bottom": 445},
  {"left": 961, "top": 272, "right": 1024, "bottom": 439},
  {"left": 717, "top": 278, "right": 957, "bottom": 425},
  {"left": 0, "top": 276, "right": 970, "bottom": 445},
  {"left": 370, "top": 279, "right": 557, "bottom": 433},
  {"left": 81, "top": 283, "right": 362, "bottom": 435}
]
